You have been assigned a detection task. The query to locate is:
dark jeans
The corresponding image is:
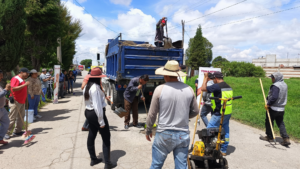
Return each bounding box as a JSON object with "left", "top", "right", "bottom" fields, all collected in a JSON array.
[
  {"left": 47, "top": 84, "right": 53, "bottom": 99},
  {"left": 201, "top": 105, "right": 212, "bottom": 127},
  {"left": 266, "top": 108, "right": 289, "bottom": 138},
  {"left": 59, "top": 82, "right": 64, "bottom": 98},
  {"left": 85, "top": 108, "right": 111, "bottom": 163}
]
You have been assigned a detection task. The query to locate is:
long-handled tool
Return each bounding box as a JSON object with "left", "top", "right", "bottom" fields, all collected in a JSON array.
[
  {"left": 188, "top": 90, "right": 204, "bottom": 169},
  {"left": 141, "top": 90, "right": 157, "bottom": 129},
  {"left": 259, "top": 78, "right": 277, "bottom": 144},
  {"left": 107, "top": 98, "right": 127, "bottom": 118},
  {"left": 163, "top": 18, "right": 173, "bottom": 49}
]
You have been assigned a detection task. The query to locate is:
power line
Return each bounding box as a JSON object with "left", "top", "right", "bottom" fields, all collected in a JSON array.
[
  {"left": 185, "top": 5, "right": 300, "bottom": 32},
  {"left": 73, "top": 0, "right": 118, "bottom": 34},
  {"left": 167, "top": 0, "right": 247, "bottom": 31}
]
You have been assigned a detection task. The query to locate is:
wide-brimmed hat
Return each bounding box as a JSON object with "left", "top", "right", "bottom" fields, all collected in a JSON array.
[
  {"left": 86, "top": 68, "right": 106, "bottom": 80},
  {"left": 155, "top": 60, "right": 187, "bottom": 77},
  {"left": 30, "top": 69, "right": 38, "bottom": 74}
]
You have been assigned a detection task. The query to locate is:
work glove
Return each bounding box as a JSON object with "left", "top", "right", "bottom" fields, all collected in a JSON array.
[{"left": 264, "top": 105, "right": 269, "bottom": 111}]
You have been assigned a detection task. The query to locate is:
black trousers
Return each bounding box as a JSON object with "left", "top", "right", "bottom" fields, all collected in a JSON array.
[
  {"left": 47, "top": 84, "right": 53, "bottom": 99},
  {"left": 265, "top": 108, "right": 289, "bottom": 138},
  {"left": 85, "top": 108, "right": 111, "bottom": 163}
]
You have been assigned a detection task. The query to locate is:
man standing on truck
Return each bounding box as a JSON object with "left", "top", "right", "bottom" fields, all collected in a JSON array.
[
  {"left": 123, "top": 75, "right": 149, "bottom": 129},
  {"left": 154, "top": 17, "right": 166, "bottom": 47}
]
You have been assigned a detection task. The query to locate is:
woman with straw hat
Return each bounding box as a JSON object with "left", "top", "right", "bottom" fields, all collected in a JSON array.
[{"left": 83, "top": 68, "right": 116, "bottom": 168}]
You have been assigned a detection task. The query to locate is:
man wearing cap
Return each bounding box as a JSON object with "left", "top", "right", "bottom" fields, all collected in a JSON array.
[
  {"left": 0, "top": 69, "right": 11, "bottom": 144},
  {"left": 200, "top": 72, "right": 215, "bottom": 127},
  {"left": 146, "top": 60, "right": 199, "bottom": 168},
  {"left": 199, "top": 71, "right": 233, "bottom": 156},
  {"left": 123, "top": 75, "right": 149, "bottom": 129},
  {"left": 154, "top": 17, "right": 166, "bottom": 47},
  {"left": 46, "top": 69, "right": 54, "bottom": 100},
  {"left": 5, "top": 68, "right": 30, "bottom": 139},
  {"left": 260, "top": 72, "right": 290, "bottom": 146},
  {"left": 40, "top": 68, "right": 51, "bottom": 102}
]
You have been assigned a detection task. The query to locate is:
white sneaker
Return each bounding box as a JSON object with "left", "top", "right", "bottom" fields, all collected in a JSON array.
[{"left": 36, "top": 115, "right": 42, "bottom": 118}]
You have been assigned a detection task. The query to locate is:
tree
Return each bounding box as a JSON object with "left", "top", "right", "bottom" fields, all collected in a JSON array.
[
  {"left": 20, "top": 0, "right": 62, "bottom": 70},
  {"left": 60, "top": 5, "right": 82, "bottom": 70},
  {"left": 80, "top": 59, "right": 92, "bottom": 68},
  {"left": 186, "top": 25, "right": 213, "bottom": 69},
  {"left": 0, "top": 0, "right": 27, "bottom": 86},
  {"left": 212, "top": 56, "right": 229, "bottom": 66}
]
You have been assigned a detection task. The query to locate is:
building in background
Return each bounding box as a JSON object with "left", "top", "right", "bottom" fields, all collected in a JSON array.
[{"left": 252, "top": 54, "right": 300, "bottom": 79}]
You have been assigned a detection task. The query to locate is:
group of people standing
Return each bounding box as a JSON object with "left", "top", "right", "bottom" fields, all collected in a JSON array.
[{"left": 58, "top": 69, "right": 78, "bottom": 99}]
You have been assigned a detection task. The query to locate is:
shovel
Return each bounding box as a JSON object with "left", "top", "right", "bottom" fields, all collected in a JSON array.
[
  {"left": 106, "top": 98, "right": 128, "bottom": 118},
  {"left": 141, "top": 90, "right": 157, "bottom": 129},
  {"left": 163, "top": 19, "right": 173, "bottom": 49}
]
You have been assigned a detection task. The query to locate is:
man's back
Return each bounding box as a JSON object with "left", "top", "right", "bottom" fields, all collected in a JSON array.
[{"left": 150, "top": 82, "right": 198, "bottom": 133}]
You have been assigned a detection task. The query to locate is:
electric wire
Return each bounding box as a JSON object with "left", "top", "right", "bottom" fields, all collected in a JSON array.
[{"left": 73, "top": 0, "right": 118, "bottom": 34}]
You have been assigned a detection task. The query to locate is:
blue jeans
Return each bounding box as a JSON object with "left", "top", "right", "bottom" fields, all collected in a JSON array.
[
  {"left": 150, "top": 130, "right": 190, "bottom": 169},
  {"left": 68, "top": 80, "right": 73, "bottom": 92},
  {"left": 73, "top": 75, "right": 76, "bottom": 82},
  {"left": 28, "top": 94, "right": 40, "bottom": 116},
  {"left": 201, "top": 105, "right": 212, "bottom": 127},
  {"left": 207, "top": 114, "right": 231, "bottom": 153},
  {"left": 42, "top": 88, "right": 47, "bottom": 102},
  {"left": 0, "top": 108, "right": 10, "bottom": 140}
]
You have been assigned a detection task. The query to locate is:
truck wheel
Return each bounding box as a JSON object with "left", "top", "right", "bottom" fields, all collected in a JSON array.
[
  {"left": 110, "top": 82, "right": 117, "bottom": 110},
  {"left": 107, "top": 83, "right": 111, "bottom": 105}
]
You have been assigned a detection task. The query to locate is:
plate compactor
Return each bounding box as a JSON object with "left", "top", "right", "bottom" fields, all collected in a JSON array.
[{"left": 189, "top": 96, "right": 242, "bottom": 169}]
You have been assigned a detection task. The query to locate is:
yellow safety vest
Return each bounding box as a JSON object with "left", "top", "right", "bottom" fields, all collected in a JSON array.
[{"left": 221, "top": 88, "right": 233, "bottom": 115}]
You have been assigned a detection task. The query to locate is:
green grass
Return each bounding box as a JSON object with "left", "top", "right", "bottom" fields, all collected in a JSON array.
[{"left": 187, "top": 76, "right": 300, "bottom": 140}]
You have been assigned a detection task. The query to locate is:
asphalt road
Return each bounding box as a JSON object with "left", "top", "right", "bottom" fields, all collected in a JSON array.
[{"left": 0, "top": 71, "right": 299, "bottom": 169}]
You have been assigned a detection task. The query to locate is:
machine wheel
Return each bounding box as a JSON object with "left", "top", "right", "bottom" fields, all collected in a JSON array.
[
  {"left": 110, "top": 82, "right": 117, "bottom": 110},
  {"left": 223, "top": 158, "right": 228, "bottom": 169},
  {"left": 190, "top": 160, "right": 196, "bottom": 169},
  {"left": 107, "top": 83, "right": 111, "bottom": 105}
]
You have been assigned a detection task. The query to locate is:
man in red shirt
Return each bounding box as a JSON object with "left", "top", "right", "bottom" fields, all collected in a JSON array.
[{"left": 5, "top": 68, "right": 30, "bottom": 139}]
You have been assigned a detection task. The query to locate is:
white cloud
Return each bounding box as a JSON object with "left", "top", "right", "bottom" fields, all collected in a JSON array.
[
  {"left": 110, "top": 0, "right": 132, "bottom": 6},
  {"left": 277, "top": 46, "right": 284, "bottom": 50},
  {"left": 293, "top": 41, "right": 300, "bottom": 49}
]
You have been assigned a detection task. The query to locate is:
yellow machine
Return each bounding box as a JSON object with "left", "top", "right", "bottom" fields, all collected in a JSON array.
[{"left": 192, "top": 141, "right": 205, "bottom": 157}]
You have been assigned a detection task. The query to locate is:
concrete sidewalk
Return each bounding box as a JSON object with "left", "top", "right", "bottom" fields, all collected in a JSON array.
[{"left": 0, "top": 71, "right": 299, "bottom": 169}]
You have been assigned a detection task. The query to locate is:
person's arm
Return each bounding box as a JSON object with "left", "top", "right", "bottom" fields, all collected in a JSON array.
[
  {"left": 146, "top": 86, "right": 162, "bottom": 141},
  {"left": 11, "top": 78, "right": 29, "bottom": 92},
  {"left": 92, "top": 86, "right": 105, "bottom": 127},
  {"left": 28, "top": 80, "right": 34, "bottom": 98},
  {"left": 81, "top": 81, "right": 87, "bottom": 90},
  {"left": 267, "top": 86, "right": 280, "bottom": 106},
  {"left": 201, "top": 73, "right": 209, "bottom": 92},
  {"left": 41, "top": 75, "right": 49, "bottom": 82},
  {"left": 189, "top": 87, "right": 199, "bottom": 118},
  {"left": 0, "top": 85, "right": 8, "bottom": 98},
  {"left": 127, "top": 79, "right": 139, "bottom": 92}
]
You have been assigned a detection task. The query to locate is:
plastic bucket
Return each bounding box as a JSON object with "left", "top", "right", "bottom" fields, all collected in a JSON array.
[{"left": 24, "top": 109, "right": 34, "bottom": 123}]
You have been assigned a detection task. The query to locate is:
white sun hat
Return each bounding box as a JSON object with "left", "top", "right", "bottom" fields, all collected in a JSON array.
[{"left": 155, "top": 60, "right": 187, "bottom": 77}]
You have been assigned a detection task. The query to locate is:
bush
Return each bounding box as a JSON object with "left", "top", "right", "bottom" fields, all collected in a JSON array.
[{"left": 213, "top": 61, "right": 265, "bottom": 77}]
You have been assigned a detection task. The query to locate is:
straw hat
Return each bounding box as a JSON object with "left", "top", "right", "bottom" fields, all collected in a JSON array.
[{"left": 155, "top": 60, "right": 187, "bottom": 77}]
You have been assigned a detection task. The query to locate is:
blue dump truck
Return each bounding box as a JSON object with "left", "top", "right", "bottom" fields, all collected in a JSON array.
[{"left": 102, "top": 36, "right": 184, "bottom": 110}]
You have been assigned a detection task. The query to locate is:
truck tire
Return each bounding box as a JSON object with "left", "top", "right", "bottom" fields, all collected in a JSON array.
[
  {"left": 107, "top": 83, "right": 111, "bottom": 105},
  {"left": 110, "top": 82, "right": 117, "bottom": 110}
]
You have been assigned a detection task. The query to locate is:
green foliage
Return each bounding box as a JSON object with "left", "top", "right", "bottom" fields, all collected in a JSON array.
[
  {"left": 60, "top": 5, "right": 82, "bottom": 70},
  {"left": 20, "top": 0, "right": 62, "bottom": 70},
  {"left": 186, "top": 75, "right": 199, "bottom": 94},
  {"left": 0, "top": 0, "right": 27, "bottom": 72},
  {"left": 186, "top": 25, "right": 213, "bottom": 69},
  {"left": 213, "top": 60, "right": 265, "bottom": 77},
  {"left": 80, "top": 59, "right": 92, "bottom": 68},
  {"left": 212, "top": 56, "right": 229, "bottom": 65}
]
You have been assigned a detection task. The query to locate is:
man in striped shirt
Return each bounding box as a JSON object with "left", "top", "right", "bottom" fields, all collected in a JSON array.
[{"left": 46, "top": 69, "right": 54, "bottom": 99}]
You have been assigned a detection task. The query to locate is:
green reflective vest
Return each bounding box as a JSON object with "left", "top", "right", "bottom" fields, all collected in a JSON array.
[
  {"left": 181, "top": 76, "right": 187, "bottom": 84},
  {"left": 221, "top": 88, "right": 233, "bottom": 115},
  {"left": 211, "top": 93, "right": 216, "bottom": 111}
]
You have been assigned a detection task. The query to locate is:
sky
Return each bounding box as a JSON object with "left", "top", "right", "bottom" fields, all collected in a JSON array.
[{"left": 61, "top": 0, "right": 300, "bottom": 65}]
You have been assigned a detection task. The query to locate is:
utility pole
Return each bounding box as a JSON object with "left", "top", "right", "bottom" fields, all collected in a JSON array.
[
  {"left": 57, "top": 1, "right": 62, "bottom": 63},
  {"left": 182, "top": 20, "right": 185, "bottom": 65}
]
